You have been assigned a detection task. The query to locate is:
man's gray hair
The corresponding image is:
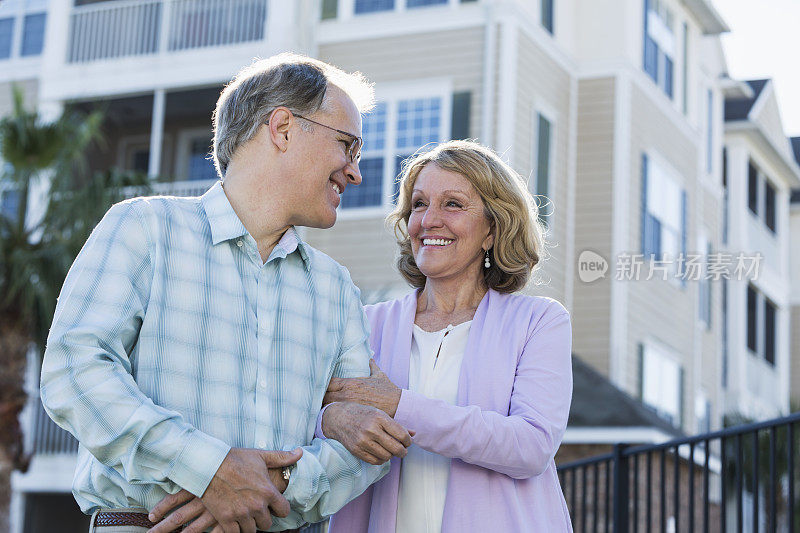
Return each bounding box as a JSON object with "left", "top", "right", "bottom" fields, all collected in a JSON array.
[{"left": 212, "top": 52, "right": 375, "bottom": 178}]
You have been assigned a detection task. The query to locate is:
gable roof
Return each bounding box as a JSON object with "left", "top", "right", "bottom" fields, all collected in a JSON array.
[
  {"left": 568, "top": 355, "right": 683, "bottom": 437},
  {"left": 724, "top": 79, "right": 769, "bottom": 121}
]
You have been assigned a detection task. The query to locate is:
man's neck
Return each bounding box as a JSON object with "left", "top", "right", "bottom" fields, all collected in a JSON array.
[{"left": 221, "top": 174, "right": 291, "bottom": 263}]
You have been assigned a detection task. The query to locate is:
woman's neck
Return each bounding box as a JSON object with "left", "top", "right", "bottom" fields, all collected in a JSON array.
[{"left": 417, "top": 278, "right": 487, "bottom": 319}]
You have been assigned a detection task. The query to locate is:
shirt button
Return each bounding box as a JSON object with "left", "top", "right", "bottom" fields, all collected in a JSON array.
[
  {"left": 236, "top": 240, "right": 243, "bottom": 247},
  {"left": 259, "top": 379, "right": 267, "bottom": 389},
  {"left": 257, "top": 441, "right": 267, "bottom": 449}
]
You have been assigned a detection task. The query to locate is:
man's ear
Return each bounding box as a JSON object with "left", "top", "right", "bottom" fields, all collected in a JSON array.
[{"left": 266, "top": 107, "right": 293, "bottom": 152}]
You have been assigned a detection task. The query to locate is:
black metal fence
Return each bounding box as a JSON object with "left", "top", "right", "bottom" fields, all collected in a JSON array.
[{"left": 557, "top": 412, "right": 800, "bottom": 533}]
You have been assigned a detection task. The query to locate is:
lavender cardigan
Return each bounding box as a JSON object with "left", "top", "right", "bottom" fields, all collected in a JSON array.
[{"left": 328, "top": 289, "right": 574, "bottom": 532}]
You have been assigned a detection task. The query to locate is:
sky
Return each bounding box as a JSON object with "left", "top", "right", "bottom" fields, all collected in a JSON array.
[{"left": 711, "top": 0, "right": 800, "bottom": 137}]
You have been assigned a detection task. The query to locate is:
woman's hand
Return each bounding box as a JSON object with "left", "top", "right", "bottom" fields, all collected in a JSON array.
[{"left": 324, "top": 359, "right": 402, "bottom": 417}]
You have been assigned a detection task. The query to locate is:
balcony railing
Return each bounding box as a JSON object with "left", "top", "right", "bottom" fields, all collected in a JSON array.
[
  {"left": 558, "top": 412, "right": 800, "bottom": 532},
  {"left": 68, "top": 0, "right": 268, "bottom": 63},
  {"left": 30, "top": 397, "right": 79, "bottom": 455}
]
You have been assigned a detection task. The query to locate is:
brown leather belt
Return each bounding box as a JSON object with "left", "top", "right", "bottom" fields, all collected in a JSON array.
[{"left": 93, "top": 510, "right": 300, "bottom": 532}]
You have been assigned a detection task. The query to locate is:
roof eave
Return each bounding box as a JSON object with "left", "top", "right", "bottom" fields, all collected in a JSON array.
[{"left": 681, "top": 0, "right": 731, "bottom": 34}]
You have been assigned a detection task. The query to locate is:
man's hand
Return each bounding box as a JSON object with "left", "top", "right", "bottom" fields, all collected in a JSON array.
[
  {"left": 147, "top": 447, "right": 301, "bottom": 533},
  {"left": 324, "top": 359, "right": 402, "bottom": 416},
  {"left": 322, "top": 401, "right": 412, "bottom": 465}
]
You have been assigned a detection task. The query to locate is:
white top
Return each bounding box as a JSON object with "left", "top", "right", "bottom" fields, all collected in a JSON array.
[{"left": 395, "top": 320, "right": 472, "bottom": 533}]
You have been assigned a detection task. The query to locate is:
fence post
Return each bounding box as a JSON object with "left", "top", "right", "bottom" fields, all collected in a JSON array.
[{"left": 612, "top": 443, "right": 629, "bottom": 533}]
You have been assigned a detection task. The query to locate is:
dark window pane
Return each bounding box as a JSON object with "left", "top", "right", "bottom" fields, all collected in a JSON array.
[
  {"left": 535, "top": 114, "right": 551, "bottom": 197},
  {"left": 342, "top": 157, "right": 383, "bottom": 208},
  {"left": 748, "top": 161, "right": 758, "bottom": 214},
  {"left": 747, "top": 285, "right": 757, "bottom": 353},
  {"left": 450, "top": 91, "right": 471, "bottom": 140},
  {"left": 132, "top": 149, "right": 150, "bottom": 174},
  {"left": 663, "top": 54, "right": 674, "bottom": 99},
  {"left": 764, "top": 299, "right": 775, "bottom": 365},
  {"left": 407, "top": 0, "right": 447, "bottom": 7},
  {"left": 321, "top": 0, "right": 338, "bottom": 19},
  {"left": 541, "top": 0, "right": 554, "bottom": 34},
  {"left": 188, "top": 138, "right": 217, "bottom": 181},
  {"left": 354, "top": 0, "right": 394, "bottom": 14},
  {"left": 21, "top": 13, "right": 46, "bottom": 57},
  {"left": 764, "top": 180, "right": 776, "bottom": 232},
  {"left": 1, "top": 189, "right": 21, "bottom": 220},
  {"left": 721, "top": 279, "right": 728, "bottom": 387},
  {"left": 0, "top": 18, "right": 13, "bottom": 59},
  {"left": 393, "top": 153, "right": 412, "bottom": 204},
  {"left": 644, "top": 37, "right": 658, "bottom": 82}
]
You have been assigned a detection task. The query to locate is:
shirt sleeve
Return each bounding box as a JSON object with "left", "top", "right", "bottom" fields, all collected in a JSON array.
[
  {"left": 393, "top": 305, "right": 573, "bottom": 479},
  {"left": 40, "top": 202, "right": 231, "bottom": 498},
  {"left": 272, "top": 282, "right": 388, "bottom": 529}
]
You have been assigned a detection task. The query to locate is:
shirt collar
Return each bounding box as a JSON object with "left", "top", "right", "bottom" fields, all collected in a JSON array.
[{"left": 201, "top": 181, "right": 312, "bottom": 270}]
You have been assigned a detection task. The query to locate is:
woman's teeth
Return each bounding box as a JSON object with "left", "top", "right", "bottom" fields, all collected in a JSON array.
[{"left": 423, "top": 239, "right": 453, "bottom": 246}]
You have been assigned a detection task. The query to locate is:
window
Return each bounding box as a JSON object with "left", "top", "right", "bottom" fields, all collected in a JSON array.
[
  {"left": 541, "top": 0, "right": 554, "bottom": 34},
  {"left": 342, "top": 94, "right": 446, "bottom": 210},
  {"left": 706, "top": 89, "right": 713, "bottom": 174},
  {"left": 764, "top": 180, "right": 776, "bottom": 232},
  {"left": 747, "top": 284, "right": 778, "bottom": 366},
  {"left": 643, "top": 0, "right": 675, "bottom": 98},
  {"left": 698, "top": 235, "right": 711, "bottom": 328},
  {"left": 641, "top": 154, "right": 686, "bottom": 270},
  {"left": 722, "top": 148, "right": 728, "bottom": 245},
  {"left": 321, "top": 0, "right": 338, "bottom": 19},
  {"left": 748, "top": 159, "right": 779, "bottom": 234},
  {"left": 764, "top": 298, "right": 776, "bottom": 365},
  {"left": 748, "top": 160, "right": 758, "bottom": 214},
  {"left": 20, "top": 12, "right": 45, "bottom": 56},
  {"left": 747, "top": 284, "right": 757, "bottom": 353},
  {"left": 407, "top": 0, "right": 447, "bottom": 7},
  {"left": 1, "top": 188, "right": 21, "bottom": 220},
  {"left": 188, "top": 137, "right": 217, "bottom": 181},
  {"left": 354, "top": 0, "right": 394, "bottom": 13},
  {"left": 695, "top": 394, "right": 711, "bottom": 434},
  {"left": 533, "top": 111, "right": 553, "bottom": 221},
  {"left": 681, "top": 22, "right": 688, "bottom": 115},
  {"left": 640, "top": 342, "right": 683, "bottom": 426},
  {"left": 721, "top": 278, "right": 728, "bottom": 388},
  {"left": 0, "top": 18, "right": 13, "bottom": 59}
]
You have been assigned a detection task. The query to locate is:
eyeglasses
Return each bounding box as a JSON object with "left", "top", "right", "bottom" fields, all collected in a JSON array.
[{"left": 294, "top": 114, "right": 363, "bottom": 163}]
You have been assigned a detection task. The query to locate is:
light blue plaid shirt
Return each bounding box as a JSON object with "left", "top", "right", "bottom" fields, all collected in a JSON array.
[{"left": 41, "top": 181, "right": 387, "bottom": 529}]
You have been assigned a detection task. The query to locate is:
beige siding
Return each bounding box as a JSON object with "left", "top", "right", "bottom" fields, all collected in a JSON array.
[
  {"left": 792, "top": 306, "right": 800, "bottom": 407},
  {"left": 515, "top": 32, "right": 572, "bottom": 305},
  {"left": 571, "top": 77, "right": 615, "bottom": 376},
  {"left": 0, "top": 79, "right": 38, "bottom": 116},
  {"left": 626, "top": 82, "right": 706, "bottom": 427},
  {"left": 315, "top": 27, "right": 486, "bottom": 292}
]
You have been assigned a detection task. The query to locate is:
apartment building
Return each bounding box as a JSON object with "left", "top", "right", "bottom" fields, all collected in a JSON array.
[
  {"left": 2, "top": 1, "right": 797, "bottom": 532},
  {"left": 789, "top": 138, "right": 800, "bottom": 408},
  {"left": 721, "top": 81, "right": 800, "bottom": 420}
]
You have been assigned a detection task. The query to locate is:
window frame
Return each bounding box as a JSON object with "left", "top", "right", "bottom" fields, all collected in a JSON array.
[
  {"left": 639, "top": 340, "right": 683, "bottom": 427},
  {"left": 0, "top": 1, "right": 47, "bottom": 62},
  {"left": 531, "top": 104, "right": 556, "bottom": 225},
  {"left": 176, "top": 127, "right": 217, "bottom": 182},
  {"left": 337, "top": 78, "right": 453, "bottom": 219}
]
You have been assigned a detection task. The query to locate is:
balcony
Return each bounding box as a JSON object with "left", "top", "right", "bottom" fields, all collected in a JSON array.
[{"left": 67, "top": 0, "right": 268, "bottom": 63}]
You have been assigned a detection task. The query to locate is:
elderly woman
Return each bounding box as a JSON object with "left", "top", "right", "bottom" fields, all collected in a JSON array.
[{"left": 322, "top": 140, "right": 573, "bottom": 532}]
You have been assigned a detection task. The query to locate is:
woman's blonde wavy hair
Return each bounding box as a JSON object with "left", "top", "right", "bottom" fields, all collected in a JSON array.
[{"left": 388, "top": 140, "right": 547, "bottom": 294}]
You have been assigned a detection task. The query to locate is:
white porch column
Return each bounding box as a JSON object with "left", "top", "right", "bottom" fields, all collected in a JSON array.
[{"left": 148, "top": 89, "right": 166, "bottom": 179}]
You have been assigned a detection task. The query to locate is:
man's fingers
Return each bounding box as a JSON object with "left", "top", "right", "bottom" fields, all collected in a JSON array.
[
  {"left": 181, "top": 511, "right": 217, "bottom": 533},
  {"left": 147, "top": 497, "right": 205, "bottom": 533},
  {"left": 368, "top": 359, "right": 382, "bottom": 375},
  {"left": 381, "top": 418, "right": 413, "bottom": 448},
  {"left": 265, "top": 490, "right": 292, "bottom": 518},
  {"left": 260, "top": 447, "right": 303, "bottom": 468},
  {"left": 148, "top": 488, "right": 194, "bottom": 523},
  {"left": 326, "top": 378, "right": 345, "bottom": 392}
]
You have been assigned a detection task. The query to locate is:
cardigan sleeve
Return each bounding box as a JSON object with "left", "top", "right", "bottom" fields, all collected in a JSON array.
[{"left": 393, "top": 305, "right": 572, "bottom": 479}]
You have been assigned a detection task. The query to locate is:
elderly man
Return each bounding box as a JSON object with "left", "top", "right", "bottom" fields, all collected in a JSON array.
[{"left": 40, "top": 54, "right": 412, "bottom": 533}]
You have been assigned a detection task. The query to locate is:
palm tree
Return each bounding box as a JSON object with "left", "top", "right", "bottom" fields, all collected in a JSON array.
[{"left": 0, "top": 86, "right": 150, "bottom": 528}]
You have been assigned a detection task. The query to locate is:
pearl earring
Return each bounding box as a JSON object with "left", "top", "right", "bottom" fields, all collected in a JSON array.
[{"left": 484, "top": 249, "right": 491, "bottom": 269}]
